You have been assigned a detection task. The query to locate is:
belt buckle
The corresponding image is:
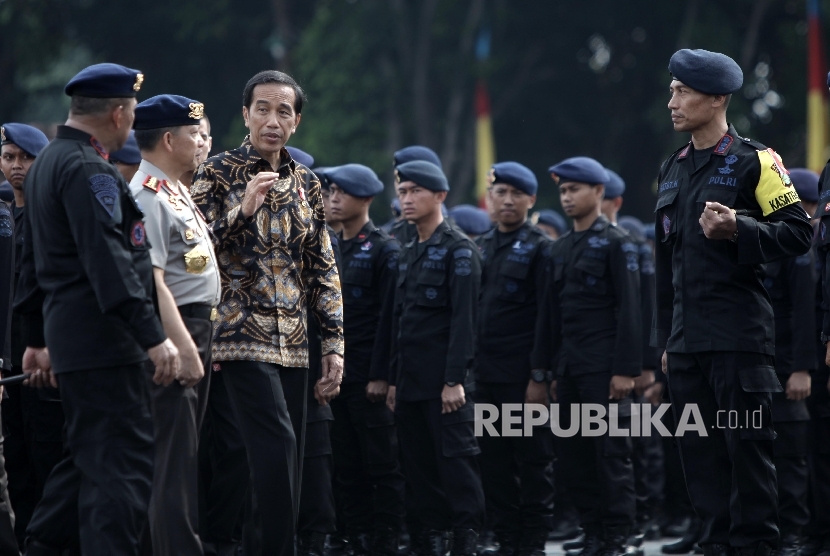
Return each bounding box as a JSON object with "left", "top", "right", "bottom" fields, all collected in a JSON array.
[{"left": 210, "top": 307, "right": 218, "bottom": 322}]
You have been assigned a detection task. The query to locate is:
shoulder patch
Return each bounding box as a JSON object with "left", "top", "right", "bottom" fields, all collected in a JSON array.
[
  {"left": 0, "top": 204, "right": 12, "bottom": 238},
  {"left": 89, "top": 174, "right": 119, "bottom": 216},
  {"left": 756, "top": 149, "right": 800, "bottom": 216},
  {"left": 453, "top": 248, "right": 473, "bottom": 259},
  {"left": 143, "top": 176, "right": 161, "bottom": 193}
]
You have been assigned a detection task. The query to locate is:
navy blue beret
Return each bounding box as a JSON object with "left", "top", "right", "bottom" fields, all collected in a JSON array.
[
  {"left": 548, "top": 156, "right": 609, "bottom": 185},
  {"left": 327, "top": 164, "right": 384, "bottom": 198},
  {"left": 286, "top": 146, "right": 314, "bottom": 168},
  {"left": 65, "top": 63, "right": 144, "bottom": 98},
  {"left": 644, "top": 226, "right": 656, "bottom": 241},
  {"left": 313, "top": 167, "right": 333, "bottom": 189},
  {"left": 449, "top": 204, "right": 491, "bottom": 236},
  {"left": 668, "top": 49, "right": 743, "bottom": 95},
  {"left": 491, "top": 161, "right": 538, "bottom": 195},
  {"left": 396, "top": 160, "right": 449, "bottom": 192},
  {"left": 0, "top": 123, "right": 49, "bottom": 157},
  {"left": 393, "top": 145, "right": 442, "bottom": 169},
  {"left": 617, "top": 215, "right": 646, "bottom": 240},
  {"left": 134, "top": 95, "right": 204, "bottom": 130},
  {"left": 0, "top": 181, "right": 12, "bottom": 203},
  {"left": 604, "top": 169, "right": 626, "bottom": 199},
  {"left": 535, "top": 209, "right": 567, "bottom": 235},
  {"left": 109, "top": 131, "right": 141, "bottom": 165},
  {"left": 788, "top": 168, "right": 820, "bottom": 203}
]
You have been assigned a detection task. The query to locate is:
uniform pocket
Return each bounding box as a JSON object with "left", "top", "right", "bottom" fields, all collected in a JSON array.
[
  {"left": 574, "top": 257, "right": 608, "bottom": 294},
  {"left": 364, "top": 400, "right": 397, "bottom": 466},
  {"left": 737, "top": 365, "right": 781, "bottom": 441},
  {"left": 416, "top": 271, "right": 448, "bottom": 307},
  {"left": 655, "top": 188, "right": 679, "bottom": 243},
  {"left": 440, "top": 400, "right": 481, "bottom": 457}
]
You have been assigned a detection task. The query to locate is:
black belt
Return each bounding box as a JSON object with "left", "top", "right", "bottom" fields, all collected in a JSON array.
[{"left": 178, "top": 303, "right": 217, "bottom": 321}]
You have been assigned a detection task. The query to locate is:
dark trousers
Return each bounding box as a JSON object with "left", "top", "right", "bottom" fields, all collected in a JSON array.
[
  {"left": 331, "top": 384, "right": 405, "bottom": 535},
  {"left": 143, "top": 315, "right": 213, "bottom": 556},
  {"left": 395, "top": 397, "right": 484, "bottom": 531},
  {"left": 26, "top": 364, "right": 155, "bottom": 555},
  {"left": 198, "top": 370, "right": 248, "bottom": 554},
  {"left": 772, "top": 420, "right": 810, "bottom": 536},
  {"left": 631, "top": 393, "right": 664, "bottom": 524},
  {"left": 222, "top": 361, "right": 307, "bottom": 556},
  {"left": 0, "top": 411, "right": 20, "bottom": 556},
  {"left": 475, "top": 381, "right": 554, "bottom": 538},
  {"left": 556, "top": 371, "right": 635, "bottom": 529},
  {"left": 806, "top": 365, "right": 830, "bottom": 538},
  {"left": 667, "top": 351, "right": 780, "bottom": 549},
  {"left": 298, "top": 419, "right": 336, "bottom": 534}
]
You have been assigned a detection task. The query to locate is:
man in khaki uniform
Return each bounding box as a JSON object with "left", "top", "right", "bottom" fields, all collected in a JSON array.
[{"left": 129, "top": 94, "right": 220, "bottom": 556}]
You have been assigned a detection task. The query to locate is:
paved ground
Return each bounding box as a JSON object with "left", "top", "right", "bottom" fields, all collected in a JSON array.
[{"left": 545, "top": 538, "right": 682, "bottom": 556}]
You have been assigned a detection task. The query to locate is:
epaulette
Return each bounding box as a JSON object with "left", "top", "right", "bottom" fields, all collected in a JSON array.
[
  {"left": 739, "top": 135, "right": 768, "bottom": 151},
  {"left": 142, "top": 176, "right": 161, "bottom": 193}
]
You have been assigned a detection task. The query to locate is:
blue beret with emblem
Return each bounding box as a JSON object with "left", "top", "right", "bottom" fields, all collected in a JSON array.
[
  {"left": 0, "top": 181, "right": 12, "bottom": 203},
  {"left": 617, "top": 215, "right": 646, "bottom": 240},
  {"left": 286, "top": 146, "right": 314, "bottom": 168},
  {"left": 668, "top": 49, "right": 743, "bottom": 95},
  {"left": 396, "top": 160, "right": 449, "bottom": 192},
  {"left": 327, "top": 164, "right": 384, "bottom": 198},
  {"left": 394, "top": 145, "right": 442, "bottom": 169},
  {"left": 548, "top": 156, "right": 609, "bottom": 186},
  {"left": 134, "top": 94, "right": 205, "bottom": 130},
  {"left": 604, "top": 168, "right": 626, "bottom": 199},
  {"left": 535, "top": 209, "right": 567, "bottom": 235},
  {"left": 449, "top": 204, "right": 492, "bottom": 236},
  {"left": 788, "top": 168, "right": 820, "bottom": 203},
  {"left": 491, "top": 161, "right": 538, "bottom": 195},
  {"left": 65, "top": 63, "right": 144, "bottom": 98},
  {"left": 0, "top": 123, "right": 49, "bottom": 157},
  {"left": 109, "top": 131, "right": 141, "bottom": 165}
]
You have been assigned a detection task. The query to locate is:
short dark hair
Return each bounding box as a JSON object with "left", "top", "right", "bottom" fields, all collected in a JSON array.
[
  {"left": 135, "top": 126, "right": 178, "bottom": 152},
  {"left": 201, "top": 114, "right": 211, "bottom": 134},
  {"left": 242, "top": 70, "right": 306, "bottom": 114},
  {"left": 70, "top": 96, "right": 128, "bottom": 116}
]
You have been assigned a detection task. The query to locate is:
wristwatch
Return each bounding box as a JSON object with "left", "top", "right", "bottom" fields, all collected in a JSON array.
[
  {"left": 445, "top": 382, "right": 458, "bottom": 387},
  {"left": 531, "top": 369, "right": 547, "bottom": 383}
]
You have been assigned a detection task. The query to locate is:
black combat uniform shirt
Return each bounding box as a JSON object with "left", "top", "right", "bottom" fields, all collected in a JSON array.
[
  {"left": 652, "top": 125, "right": 813, "bottom": 355},
  {"left": 14, "top": 125, "right": 166, "bottom": 373},
  {"left": 10, "top": 201, "right": 24, "bottom": 367},
  {"left": 340, "top": 220, "right": 400, "bottom": 385},
  {"left": 475, "top": 222, "right": 551, "bottom": 383},
  {"left": 535, "top": 215, "right": 642, "bottom": 377},
  {"left": 391, "top": 220, "right": 481, "bottom": 401},
  {"left": 0, "top": 202, "right": 12, "bottom": 370}
]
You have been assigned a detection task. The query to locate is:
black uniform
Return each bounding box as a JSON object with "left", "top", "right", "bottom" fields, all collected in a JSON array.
[
  {"left": 298, "top": 226, "right": 342, "bottom": 555},
  {"left": 762, "top": 252, "right": 815, "bottom": 545},
  {"left": 14, "top": 125, "right": 164, "bottom": 554},
  {"left": 388, "top": 219, "right": 416, "bottom": 246},
  {"left": 330, "top": 221, "right": 404, "bottom": 555},
  {"left": 473, "top": 222, "right": 554, "bottom": 552},
  {"left": 653, "top": 126, "right": 813, "bottom": 551},
  {"left": 391, "top": 220, "right": 485, "bottom": 552},
  {"left": 535, "top": 214, "right": 641, "bottom": 549}
]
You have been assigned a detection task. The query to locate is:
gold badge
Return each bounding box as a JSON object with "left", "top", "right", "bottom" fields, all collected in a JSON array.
[
  {"left": 210, "top": 307, "right": 218, "bottom": 322},
  {"left": 133, "top": 73, "right": 144, "bottom": 92},
  {"left": 185, "top": 229, "right": 195, "bottom": 240},
  {"left": 168, "top": 195, "right": 183, "bottom": 211},
  {"left": 0, "top": 127, "right": 5, "bottom": 142},
  {"left": 394, "top": 169, "right": 401, "bottom": 184},
  {"left": 184, "top": 245, "right": 210, "bottom": 274},
  {"left": 188, "top": 102, "right": 205, "bottom": 120}
]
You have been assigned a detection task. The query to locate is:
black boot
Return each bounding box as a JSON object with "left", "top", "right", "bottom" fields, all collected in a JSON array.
[
  {"left": 516, "top": 529, "right": 548, "bottom": 556},
  {"left": 564, "top": 533, "right": 585, "bottom": 553},
  {"left": 451, "top": 529, "right": 478, "bottom": 556},
  {"left": 662, "top": 518, "right": 703, "bottom": 555},
  {"left": 418, "top": 530, "right": 447, "bottom": 556},
  {"left": 816, "top": 535, "right": 830, "bottom": 556},
  {"left": 772, "top": 534, "right": 801, "bottom": 556},
  {"left": 736, "top": 543, "right": 772, "bottom": 556},
  {"left": 701, "top": 544, "right": 733, "bottom": 556},
  {"left": 299, "top": 531, "right": 327, "bottom": 556},
  {"left": 576, "top": 525, "right": 604, "bottom": 556},
  {"left": 803, "top": 537, "right": 823, "bottom": 556},
  {"left": 349, "top": 532, "right": 372, "bottom": 556},
  {"left": 598, "top": 525, "right": 630, "bottom": 556},
  {"left": 663, "top": 516, "right": 693, "bottom": 538},
  {"left": 551, "top": 515, "right": 582, "bottom": 542},
  {"left": 372, "top": 527, "right": 401, "bottom": 556}
]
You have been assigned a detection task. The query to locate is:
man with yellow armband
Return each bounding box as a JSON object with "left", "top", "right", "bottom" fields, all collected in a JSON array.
[{"left": 652, "top": 49, "right": 813, "bottom": 556}]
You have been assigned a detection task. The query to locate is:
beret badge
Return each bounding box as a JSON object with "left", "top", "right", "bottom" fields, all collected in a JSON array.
[
  {"left": 133, "top": 73, "right": 144, "bottom": 92},
  {"left": 0, "top": 127, "right": 5, "bottom": 142},
  {"left": 189, "top": 102, "right": 205, "bottom": 120}
]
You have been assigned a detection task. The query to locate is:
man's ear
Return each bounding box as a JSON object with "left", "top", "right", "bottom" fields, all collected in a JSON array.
[
  {"left": 436, "top": 191, "right": 448, "bottom": 203},
  {"left": 242, "top": 106, "right": 250, "bottom": 129}
]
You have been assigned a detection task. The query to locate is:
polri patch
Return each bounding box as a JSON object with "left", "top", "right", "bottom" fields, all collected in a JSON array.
[
  {"left": 89, "top": 174, "right": 119, "bottom": 216},
  {"left": 130, "top": 221, "right": 146, "bottom": 247},
  {"left": 662, "top": 214, "right": 671, "bottom": 236}
]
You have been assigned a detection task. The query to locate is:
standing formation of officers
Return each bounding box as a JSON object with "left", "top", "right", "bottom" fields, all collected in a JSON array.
[{"left": 1, "top": 45, "right": 830, "bottom": 556}]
